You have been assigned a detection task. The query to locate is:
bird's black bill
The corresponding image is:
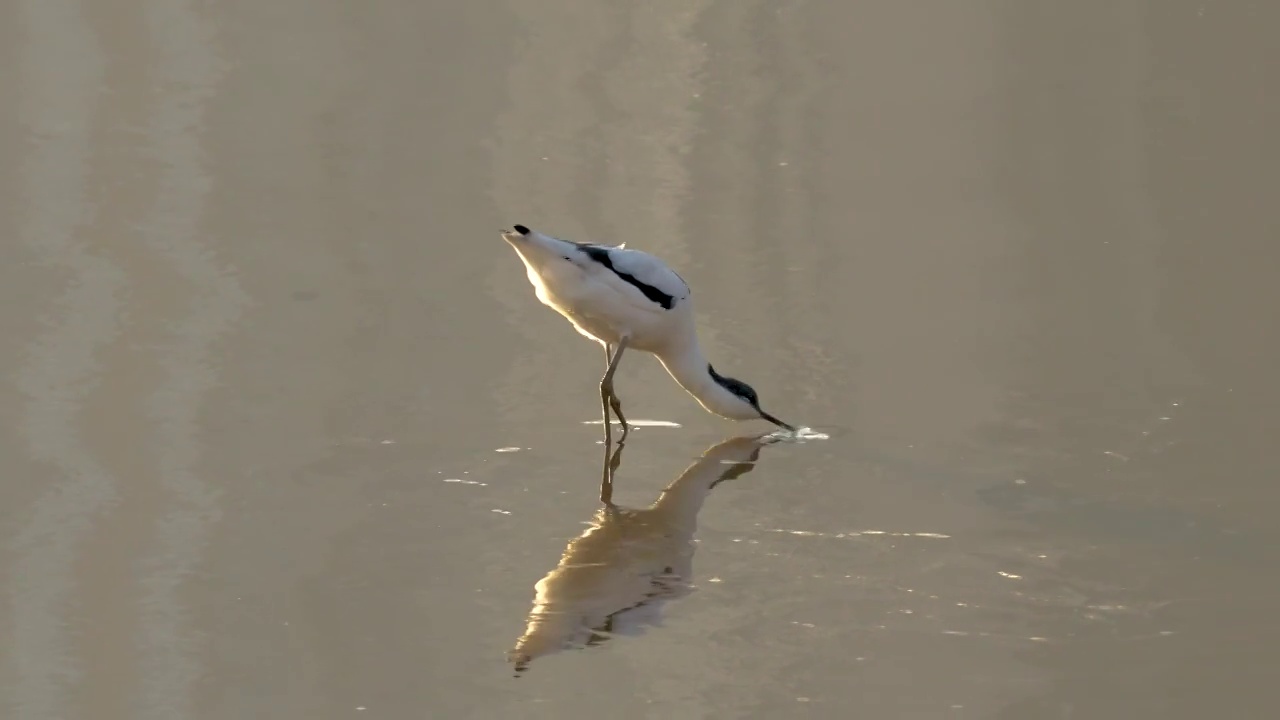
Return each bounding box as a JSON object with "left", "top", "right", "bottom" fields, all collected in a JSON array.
[{"left": 759, "top": 410, "right": 796, "bottom": 432}]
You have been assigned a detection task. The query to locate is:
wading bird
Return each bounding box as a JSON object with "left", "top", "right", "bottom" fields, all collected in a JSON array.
[{"left": 500, "top": 224, "right": 794, "bottom": 442}]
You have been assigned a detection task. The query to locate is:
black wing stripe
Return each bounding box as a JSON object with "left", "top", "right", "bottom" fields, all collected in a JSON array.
[{"left": 579, "top": 246, "right": 675, "bottom": 310}]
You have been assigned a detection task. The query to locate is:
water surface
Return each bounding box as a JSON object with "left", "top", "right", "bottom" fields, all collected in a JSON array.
[{"left": 2, "top": 1, "right": 1278, "bottom": 718}]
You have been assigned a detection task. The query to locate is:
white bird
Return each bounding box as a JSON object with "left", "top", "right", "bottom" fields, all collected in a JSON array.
[{"left": 500, "top": 223, "right": 794, "bottom": 441}]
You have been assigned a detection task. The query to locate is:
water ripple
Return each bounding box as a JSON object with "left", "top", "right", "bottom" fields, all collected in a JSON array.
[
  {"left": 136, "top": 2, "right": 248, "bottom": 718},
  {"left": 9, "top": 2, "right": 117, "bottom": 718}
]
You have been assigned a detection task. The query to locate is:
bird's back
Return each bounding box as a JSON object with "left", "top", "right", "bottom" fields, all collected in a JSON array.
[{"left": 579, "top": 244, "right": 691, "bottom": 308}]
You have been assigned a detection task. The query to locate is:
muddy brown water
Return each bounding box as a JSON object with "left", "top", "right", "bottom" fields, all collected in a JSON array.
[{"left": 3, "top": 1, "right": 1279, "bottom": 718}]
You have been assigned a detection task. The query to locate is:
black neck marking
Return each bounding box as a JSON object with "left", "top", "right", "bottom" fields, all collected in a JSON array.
[
  {"left": 579, "top": 245, "right": 675, "bottom": 310},
  {"left": 707, "top": 364, "right": 760, "bottom": 408}
]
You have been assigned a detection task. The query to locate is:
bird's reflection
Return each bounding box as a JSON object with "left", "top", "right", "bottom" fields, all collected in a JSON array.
[{"left": 508, "top": 433, "right": 770, "bottom": 673}]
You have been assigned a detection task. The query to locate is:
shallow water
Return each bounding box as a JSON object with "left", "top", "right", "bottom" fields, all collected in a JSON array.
[{"left": 2, "top": 1, "right": 1279, "bottom": 718}]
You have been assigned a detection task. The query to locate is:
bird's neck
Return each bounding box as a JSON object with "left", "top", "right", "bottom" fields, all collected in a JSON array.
[{"left": 655, "top": 339, "right": 751, "bottom": 420}]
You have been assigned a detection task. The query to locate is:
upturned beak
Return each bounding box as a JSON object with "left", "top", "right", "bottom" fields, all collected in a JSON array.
[{"left": 758, "top": 410, "right": 796, "bottom": 432}]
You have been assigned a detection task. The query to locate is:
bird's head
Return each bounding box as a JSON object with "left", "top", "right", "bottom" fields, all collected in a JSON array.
[
  {"left": 707, "top": 365, "right": 795, "bottom": 431},
  {"left": 501, "top": 224, "right": 579, "bottom": 273}
]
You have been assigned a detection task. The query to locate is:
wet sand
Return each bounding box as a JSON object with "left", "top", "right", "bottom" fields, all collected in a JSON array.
[{"left": 2, "top": 1, "right": 1278, "bottom": 717}]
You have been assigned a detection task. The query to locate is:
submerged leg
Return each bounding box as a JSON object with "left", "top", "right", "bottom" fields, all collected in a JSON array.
[{"left": 600, "top": 337, "right": 630, "bottom": 443}]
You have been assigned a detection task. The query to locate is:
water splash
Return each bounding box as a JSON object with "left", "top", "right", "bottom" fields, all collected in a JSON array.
[{"left": 764, "top": 426, "right": 830, "bottom": 442}]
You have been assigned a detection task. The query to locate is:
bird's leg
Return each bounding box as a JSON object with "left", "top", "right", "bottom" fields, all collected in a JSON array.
[
  {"left": 609, "top": 384, "right": 629, "bottom": 441},
  {"left": 600, "top": 337, "right": 630, "bottom": 442},
  {"left": 600, "top": 343, "right": 615, "bottom": 444}
]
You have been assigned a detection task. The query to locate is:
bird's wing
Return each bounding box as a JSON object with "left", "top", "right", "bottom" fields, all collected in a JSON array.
[
  {"left": 575, "top": 244, "right": 691, "bottom": 311},
  {"left": 602, "top": 247, "right": 691, "bottom": 302}
]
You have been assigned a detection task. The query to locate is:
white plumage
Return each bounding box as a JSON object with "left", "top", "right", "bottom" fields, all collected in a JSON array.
[{"left": 500, "top": 224, "right": 793, "bottom": 441}]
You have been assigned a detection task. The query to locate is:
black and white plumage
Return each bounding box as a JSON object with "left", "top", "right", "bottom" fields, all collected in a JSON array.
[{"left": 500, "top": 224, "right": 794, "bottom": 440}]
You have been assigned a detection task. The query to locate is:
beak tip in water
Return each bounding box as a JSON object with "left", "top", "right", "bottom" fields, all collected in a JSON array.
[{"left": 759, "top": 410, "right": 796, "bottom": 433}]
